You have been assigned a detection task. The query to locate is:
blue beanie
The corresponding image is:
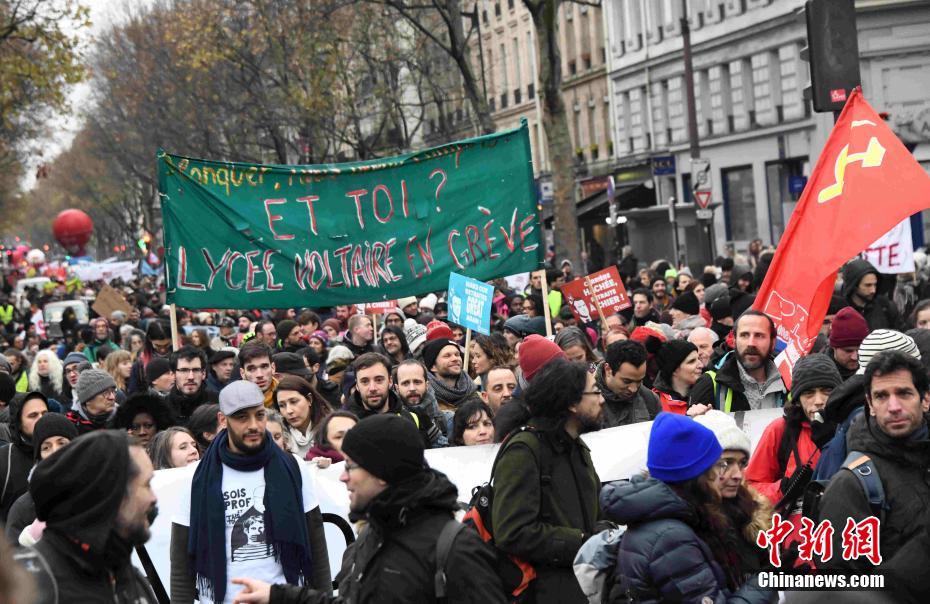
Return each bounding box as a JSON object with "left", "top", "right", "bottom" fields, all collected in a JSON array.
[{"left": 647, "top": 413, "right": 723, "bottom": 483}]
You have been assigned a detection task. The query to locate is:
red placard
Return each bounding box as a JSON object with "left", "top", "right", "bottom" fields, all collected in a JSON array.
[
  {"left": 361, "top": 301, "right": 397, "bottom": 314},
  {"left": 561, "top": 266, "right": 631, "bottom": 322}
]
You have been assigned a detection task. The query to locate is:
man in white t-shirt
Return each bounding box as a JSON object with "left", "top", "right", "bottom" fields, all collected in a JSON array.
[{"left": 169, "top": 381, "right": 331, "bottom": 604}]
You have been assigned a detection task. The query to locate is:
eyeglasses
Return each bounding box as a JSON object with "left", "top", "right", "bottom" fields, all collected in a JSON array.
[
  {"left": 175, "top": 367, "right": 203, "bottom": 375},
  {"left": 65, "top": 367, "right": 80, "bottom": 375}
]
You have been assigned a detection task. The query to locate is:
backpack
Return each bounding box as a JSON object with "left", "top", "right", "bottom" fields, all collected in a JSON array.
[
  {"left": 801, "top": 449, "right": 887, "bottom": 522},
  {"left": 434, "top": 519, "right": 466, "bottom": 603},
  {"left": 461, "top": 425, "right": 552, "bottom": 601}
]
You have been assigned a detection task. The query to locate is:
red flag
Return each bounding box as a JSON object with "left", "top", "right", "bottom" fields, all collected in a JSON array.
[{"left": 754, "top": 88, "right": 930, "bottom": 386}]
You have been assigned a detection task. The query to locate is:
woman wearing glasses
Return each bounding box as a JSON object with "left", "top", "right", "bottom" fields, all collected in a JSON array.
[{"left": 600, "top": 413, "right": 775, "bottom": 603}]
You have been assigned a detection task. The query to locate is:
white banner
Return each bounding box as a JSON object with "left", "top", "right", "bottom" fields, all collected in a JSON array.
[
  {"left": 70, "top": 260, "right": 137, "bottom": 283},
  {"left": 860, "top": 218, "right": 915, "bottom": 274},
  {"left": 139, "top": 408, "right": 783, "bottom": 599}
]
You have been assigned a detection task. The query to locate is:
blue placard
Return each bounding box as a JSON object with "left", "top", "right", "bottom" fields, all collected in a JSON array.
[{"left": 447, "top": 272, "right": 494, "bottom": 336}]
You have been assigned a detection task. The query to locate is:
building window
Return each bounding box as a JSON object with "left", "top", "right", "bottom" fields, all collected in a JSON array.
[
  {"left": 528, "top": 83, "right": 535, "bottom": 99},
  {"left": 722, "top": 165, "right": 758, "bottom": 242},
  {"left": 514, "top": 88, "right": 522, "bottom": 104},
  {"left": 500, "top": 92, "right": 509, "bottom": 108},
  {"left": 495, "top": 3, "right": 501, "bottom": 17},
  {"left": 482, "top": 9, "right": 488, "bottom": 24},
  {"left": 568, "top": 60, "right": 577, "bottom": 75},
  {"left": 508, "top": 0, "right": 514, "bottom": 9}
]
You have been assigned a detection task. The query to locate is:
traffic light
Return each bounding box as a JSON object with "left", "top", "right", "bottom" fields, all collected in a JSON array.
[{"left": 802, "top": 0, "right": 861, "bottom": 113}]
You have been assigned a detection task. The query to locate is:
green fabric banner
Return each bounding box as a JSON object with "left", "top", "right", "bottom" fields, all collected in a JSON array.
[{"left": 157, "top": 122, "right": 541, "bottom": 309}]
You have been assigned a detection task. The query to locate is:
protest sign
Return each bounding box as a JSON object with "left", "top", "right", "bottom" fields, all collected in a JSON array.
[
  {"left": 859, "top": 217, "right": 914, "bottom": 274},
  {"left": 362, "top": 300, "right": 397, "bottom": 314},
  {"left": 560, "top": 266, "right": 631, "bottom": 323},
  {"left": 141, "top": 408, "right": 782, "bottom": 599},
  {"left": 158, "top": 123, "right": 541, "bottom": 309},
  {"left": 447, "top": 272, "right": 494, "bottom": 335},
  {"left": 71, "top": 260, "right": 137, "bottom": 283},
  {"left": 91, "top": 283, "right": 134, "bottom": 319}
]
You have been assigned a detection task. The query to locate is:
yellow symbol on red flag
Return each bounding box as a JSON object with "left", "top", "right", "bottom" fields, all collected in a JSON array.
[{"left": 818, "top": 136, "right": 886, "bottom": 204}]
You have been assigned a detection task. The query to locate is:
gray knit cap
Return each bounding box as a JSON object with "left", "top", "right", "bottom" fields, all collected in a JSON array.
[
  {"left": 63, "top": 352, "right": 87, "bottom": 368},
  {"left": 791, "top": 353, "right": 842, "bottom": 399},
  {"left": 75, "top": 369, "right": 117, "bottom": 405}
]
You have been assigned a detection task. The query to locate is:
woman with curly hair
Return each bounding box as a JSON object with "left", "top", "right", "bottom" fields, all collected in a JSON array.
[
  {"left": 468, "top": 333, "right": 513, "bottom": 386},
  {"left": 27, "top": 349, "right": 63, "bottom": 402},
  {"left": 111, "top": 393, "right": 177, "bottom": 448}
]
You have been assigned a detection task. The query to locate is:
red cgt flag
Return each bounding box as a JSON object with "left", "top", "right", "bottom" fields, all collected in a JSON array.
[{"left": 754, "top": 88, "right": 930, "bottom": 386}]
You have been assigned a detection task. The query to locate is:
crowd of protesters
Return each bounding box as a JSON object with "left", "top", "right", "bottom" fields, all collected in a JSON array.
[{"left": 0, "top": 241, "right": 928, "bottom": 603}]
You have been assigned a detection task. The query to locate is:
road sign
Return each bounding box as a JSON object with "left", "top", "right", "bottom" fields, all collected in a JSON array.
[
  {"left": 691, "top": 158, "right": 711, "bottom": 188},
  {"left": 696, "top": 208, "right": 714, "bottom": 220},
  {"left": 652, "top": 155, "right": 676, "bottom": 176},
  {"left": 694, "top": 190, "right": 712, "bottom": 209}
]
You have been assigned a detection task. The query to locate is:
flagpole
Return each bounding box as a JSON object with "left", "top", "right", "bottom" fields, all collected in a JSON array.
[
  {"left": 585, "top": 276, "right": 610, "bottom": 333},
  {"left": 169, "top": 303, "right": 181, "bottom": 352},
  {"left": 463, "top": 328, "right": 472, "bottom": 376}
]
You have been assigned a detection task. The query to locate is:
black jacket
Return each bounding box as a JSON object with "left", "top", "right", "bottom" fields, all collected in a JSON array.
[
  {"left": 818, "top": 413, "right": 930, "bottom": 603},
  {"left": 689, "top": 352, "right": 785, "bottom": 412},
  {"left": 0, "top": 394, "right": 37, "bottom": 523},
  {"left": 595, "top": 362, "right": 659, "bottom": 428},
  {"left": 601, "top": 476, "right": 775, "bottom": 604},
  {"left": 166, "top": 384, "right": 219, "bottom": 425},
  {"left": 5, "top": 489, "right": 36, "bottom": 543},
  {"left": 343, "top": 390, "right": 432, "bottom": 448},
  {"left": 14, "top": 529, "right": 158, "bottom": 603},
  {"left": 269, "top": 470, "right": 506, "bottom": 604},
  {"left": 842, "top": 259, "right": 905, "bottom": 331}
]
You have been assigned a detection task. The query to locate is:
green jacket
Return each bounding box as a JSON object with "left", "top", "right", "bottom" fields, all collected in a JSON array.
[{"left": 491, "top": 417, "right": 601, "bottom": 603}]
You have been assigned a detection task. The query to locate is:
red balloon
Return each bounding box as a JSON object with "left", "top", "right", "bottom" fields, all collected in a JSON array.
[{"left": 52, "top": 209, "right": 94, "bottom": 255}]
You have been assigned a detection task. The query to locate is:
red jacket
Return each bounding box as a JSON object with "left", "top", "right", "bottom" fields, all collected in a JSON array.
[
  {"left": 652, "top": 389, "right": 688, "bottom": 415},
  {"left": 745, "top": 415, "right": 820, "bottom": 505}
]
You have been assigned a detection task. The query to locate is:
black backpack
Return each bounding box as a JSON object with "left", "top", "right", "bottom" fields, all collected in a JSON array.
[{"left": 801, "top": 450, "right": 887, "bottom": 522}]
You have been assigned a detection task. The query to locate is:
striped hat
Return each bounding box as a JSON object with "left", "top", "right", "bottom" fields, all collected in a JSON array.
[{"left": 857, "top": 329, "right": 920, "bottom": 375}]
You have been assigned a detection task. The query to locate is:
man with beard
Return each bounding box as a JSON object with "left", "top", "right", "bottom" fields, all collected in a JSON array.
[
  {"left": 651, "top": 277, "right": 672, "bottom": 314},
  {"left": 492, "top": 358, "right": 604, "bottom": 603},
  {"left": 689, "top": 310, "right": 787, "bottom": 411},
  {"left": 343, "top": 353, "right": 433, "bottom": 447},
  {"left": 596, "top": 340, "right": 660, "bottom": 427},
  {"left": 393, "top": 359, "right": 446, "bottom": 447},
  {"left": 422, "top": 338, "right": 478, "bottom": 412},
  {"left": 167, "top": 346, "right": 219, "bottom": 424},
  {"left": 16, "top": 431, "right": 160, "bottom": 602},
  {"left": 228, "top": 414, "right": 505, "bottom": 604},
  {"left": 170, "top": 381, "right": 331, "bottom": 604},
  {"left": 841, "top": 258, "right": 905, "bottom": 331},
  {"left": 629, "top": 288, "right": 659, "bottom": 328}
]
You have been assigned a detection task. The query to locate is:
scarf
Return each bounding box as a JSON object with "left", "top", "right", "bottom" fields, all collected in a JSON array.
[
  {"left": 77, "top": 403, "right": 117, "bottom": 428},
  {"left": 427, "top": 371, "right": 477, "bottom": 408},
  {"left": 288, "top": 424, "right": 314, "bottom": 450},
  {"left": 189, "top": 429, "right": 312, "bottom": 603}
]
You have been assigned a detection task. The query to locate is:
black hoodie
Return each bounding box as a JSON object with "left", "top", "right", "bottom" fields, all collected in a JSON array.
[
  {"left": 0, "top": 393, "right": 43, "bottom": 522},
  {"left": 841, "top": 259, "right": 905, "bottom": 331}
]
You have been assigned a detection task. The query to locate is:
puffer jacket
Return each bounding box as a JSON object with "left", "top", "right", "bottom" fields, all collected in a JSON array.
[
  {"left": 492, "top": 416, "right": 602, "bottom": 603},
  {"left": 600, "top": 476, "right": 775, "bottom": 604},
  {"left": 269, "top": 470, "right": 506, "bottom": 604},
  {"left": 817, "top": 412, "right": 930, "bottom": 603},
  {"left": 595, "top": 362, "right": 660, "bottom": 428}
]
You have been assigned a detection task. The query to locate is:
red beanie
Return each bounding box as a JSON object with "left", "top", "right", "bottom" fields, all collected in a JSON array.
[
  {"left": 520, "top": 334, "right": 566, "bottom": 381},
  {"left": 425, "top": 320, "right": 455, "bottom": 341},
  {"left": 829, "top": 307, "right": 869, "bottom": 348}
]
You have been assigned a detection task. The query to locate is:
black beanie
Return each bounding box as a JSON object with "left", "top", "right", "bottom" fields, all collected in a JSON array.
[
  {"left": 145, "top": 357, "right": 172, "bottom": 384},
  {"left": 710, "top": 295, "right": 732, "bottom": 321},
  {"left": 32, "top": 412, "right": 79, "bottom": 461},
  {"left": 422, "top": 338, "right": 458, "bottom": 371},
  {"left": 341, "top": 414, "right": 426, "bottom": 483},
  {"left": 670, "top": 291, "right": 700, "bottom": 315},
  {"left": 656, "top": 340, "right": 698, "bottom": 380},
  {"left": 790, "top": 353, "right": 842, "bottom": 400},
  {"left": 31, "top": 430, "right": 131, "bottom": 552},
  {"left": 276, "top": 320, "right": 298, "bottom": 345}
]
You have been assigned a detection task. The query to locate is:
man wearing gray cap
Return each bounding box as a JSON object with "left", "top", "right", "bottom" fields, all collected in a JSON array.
[
  {"left": 170, "top": 380, "right": 331, "bottom": 604},
  {"left": 66, "top": 368, "right": 118, "bottom": 435}
]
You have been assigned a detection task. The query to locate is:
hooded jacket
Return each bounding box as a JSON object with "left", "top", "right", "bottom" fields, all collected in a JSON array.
[
  {"left": 0, "top": 393, "right": 42, "bottom": 522},
  {"left": 492, "top": 416, "right": 602, "bottom": 603},
  {"left": 689, "top": 352, "right": 787, "bottom": 412},
  {"left": 817, "top": 412, "right": 930, "bottom": 603},
  {"left": 841, "top": 259, "right": 905, "bottom": 331},
  {"left": 268, "top": 470, "right": 505, "bottom": 604},
  {"left": 595, "top": 362, "right": 660, "bottom": 428},
  {"left": 600, "top": 476, "right": 775, "bottom": 604}
]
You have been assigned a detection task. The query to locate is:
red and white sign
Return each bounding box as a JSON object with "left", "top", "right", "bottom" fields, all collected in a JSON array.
[
  {"left": 361, "top": 301, "right": 397, "bottom": 314},
  {"left": 561, "top": 266, "right": 631, "bottom": 323},
  {"left": 830, "top": 88, "right": 848, "bottom": 103},
  {"left": 694, "top": 190, "right": 712, "bottom": 209},
  {"left": 860, "top": 218, "right": 914, "bottom": 274}
]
